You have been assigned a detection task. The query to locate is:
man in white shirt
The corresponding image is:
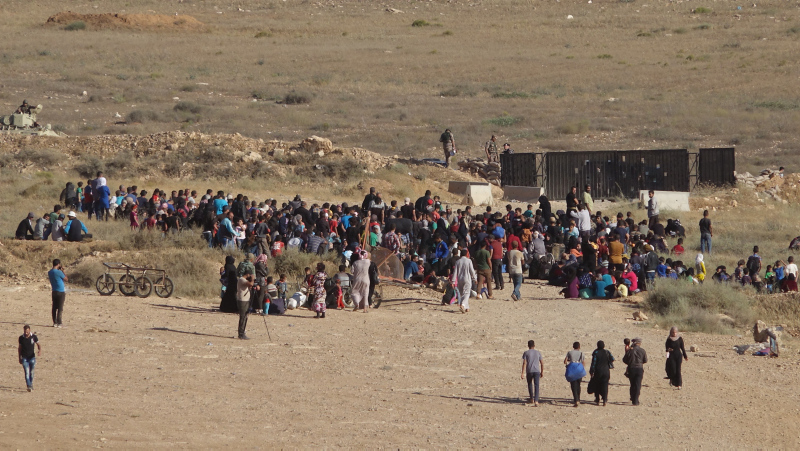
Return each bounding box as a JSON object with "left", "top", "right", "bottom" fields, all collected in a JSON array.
[{"left": 786, "top": 256, "right": 798, "bottom": 279}]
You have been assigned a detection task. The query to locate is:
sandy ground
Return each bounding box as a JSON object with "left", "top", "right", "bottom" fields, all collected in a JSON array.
[{"left": 1, "top": 277, "right": 799, "bottom": 449}]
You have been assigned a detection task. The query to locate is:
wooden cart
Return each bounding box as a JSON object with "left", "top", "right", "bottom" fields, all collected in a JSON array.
[{"left": 95, "top": 262, "right": 174, "bottom": 298}]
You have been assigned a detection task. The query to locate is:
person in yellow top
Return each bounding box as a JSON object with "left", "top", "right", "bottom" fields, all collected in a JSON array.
[
  {"left": 695, "top": 253, "right": 706, "bottom": 282},
  {"left": 582, "top": 185, "right": 594, "bottom": 215}
]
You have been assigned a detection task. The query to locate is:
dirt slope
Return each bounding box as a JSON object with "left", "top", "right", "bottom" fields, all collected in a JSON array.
[{"left": 46, "top": 12, "right": 206, "bottom": 31}]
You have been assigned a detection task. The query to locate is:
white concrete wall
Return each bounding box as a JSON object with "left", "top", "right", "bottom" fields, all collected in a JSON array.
[
  {"left": 448, "top": 180, "right": 490, "bottom": 195},
  {"left": 639, "top": 190, "right": 690, "bottom": 212}
]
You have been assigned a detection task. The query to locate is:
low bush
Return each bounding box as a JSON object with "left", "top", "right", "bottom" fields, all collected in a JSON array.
[
  {"left": 271, "top": 248, "right": 340, "bottom": 282},
  {"left": 411, "top": 20, "right": 430, "bottom": 27},
  {"left": 282, "top": 91, "right": 311, "bottom": 105},
  {"left": 643, "top": 279, "right": 755, "bottom": 333},
  {"left": 556, "top": 120, "right": 590, "bottom": 135},
  {"left": 173, "top": 101, "right": 203, "bottom": 114},
  {"left": 319, "top": 157, "right": 366, "bottom": 181},
  {"left": 485, "top": 114, "right": 523, "bottom": 127},
  {"left": 127, "top": 110, "right": 162, "bottom": 123},
  {"left": 694, "top": 7, "right": 712, "bottom": 13},
  {"left": 73, "top": 156, "right": 105, "bottom": 178},
  {"left": 15, "top": 148, "right": 61, "bottom": 166},
  {"left": 64, "top": 21, "right": 86, "bottom": 31}
]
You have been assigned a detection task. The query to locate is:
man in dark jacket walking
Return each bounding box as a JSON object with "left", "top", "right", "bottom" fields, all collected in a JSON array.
[{"left": 623, "top": 337, "right": 648, "bottom": 405}]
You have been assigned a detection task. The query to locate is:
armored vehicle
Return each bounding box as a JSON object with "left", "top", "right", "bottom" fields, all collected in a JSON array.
[{"left": 0, "top": 104, "right": 62, "bottom": 137}]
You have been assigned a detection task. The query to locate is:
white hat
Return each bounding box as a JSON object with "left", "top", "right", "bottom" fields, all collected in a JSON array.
[
  {"left": 227, "top": 194, "right": 234, "bottom": 200},
  {"left": 68, "top": 211, "right": 76, "bottom": 218}
]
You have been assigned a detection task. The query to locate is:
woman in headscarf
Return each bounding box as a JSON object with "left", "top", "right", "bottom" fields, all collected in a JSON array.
[
  {"left": 538, "top": 195, "right": 552, "bottom": 221},
  {"left": 350, "top": 250, "right": 372, "bottom": 313},
  {"left": 695, "top": 253, "right": 706, "bottom": 282},
  {"left": 665, "top": 327, "right": 688, "bottom": 389},
  {"left": 219, "top": 256, "right": 239, "bottom": 313},
  {"left": 589, "top": 340, "right": 615, "bottom": 406}
]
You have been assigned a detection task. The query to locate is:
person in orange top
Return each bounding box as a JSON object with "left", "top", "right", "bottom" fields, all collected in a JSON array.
[{"left": 608, "top": 234, "right": 625, "bottom": 271}]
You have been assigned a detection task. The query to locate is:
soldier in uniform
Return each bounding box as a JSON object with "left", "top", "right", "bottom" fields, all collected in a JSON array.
[
  {"left": 439, "top": 128, "right": 456, "bottom": 168},
  {"left": 485, "top": 135, "right": 499, "bottom": 163},
  {"left": 15, "top": 100, "right": 32, "bottom": 114},
  {"left": 502, "top": 143, "right": 514, "bottom": 155}
]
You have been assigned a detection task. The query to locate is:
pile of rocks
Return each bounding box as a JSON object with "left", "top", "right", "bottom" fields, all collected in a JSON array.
[
  {"left": 0, "top": 131, "right": 397, "bottom": 174},
  {"left": 736, "top": 168, "right": 800, "bottom": 203},
  {"left": 456, "top": 158, "right": 502, "bottom": 186}
]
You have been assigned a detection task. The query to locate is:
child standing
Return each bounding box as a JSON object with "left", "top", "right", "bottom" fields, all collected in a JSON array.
[
  {"left": 672, "top": 238, "right": 685, "bottom": 256},
  {"left": 130, "top": 204, "right": 139, "bottom": 231},
  {"left": 277, "top": 274, "right": 288, "bottom": 300},
  {"left": 313, "top": 263, "right": 327, "bottom": 318},
  {"left": 263, "top": 276, "right": 277, "bottom": 316},
  {"left": 765, "top": 265, "right": 775, "bottom": 293}
]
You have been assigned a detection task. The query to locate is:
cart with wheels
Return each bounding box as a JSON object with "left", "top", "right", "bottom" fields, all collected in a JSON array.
[{"left": 95, "top": 262, "right": 175, "bottom": 298}]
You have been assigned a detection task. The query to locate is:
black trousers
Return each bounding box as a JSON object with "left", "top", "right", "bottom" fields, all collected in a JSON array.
[
  {"left": 492, "top": 259, "right": 504, "bottom": 290},
  {"left": 593, "top": 375, "right": 610, "bottom": 403},
  {"left": 52, "top": 291, "right": 66, "bottom": 325},
  {"left": 237, "top": 300, "right": 250, "bottom": 338},
  {"left": 570, "top": 379, "right": 581, "bottom": 404},
  {"left": 628, "top": 367, "right": 644, "bottom": 404}
]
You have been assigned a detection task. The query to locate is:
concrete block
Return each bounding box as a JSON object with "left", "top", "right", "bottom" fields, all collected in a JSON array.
[
  {"left": 466, "top": 185, "right": 493, "bottom": 206},
  {"left": 448, "top": 180, "right": 488, "bottom": 194},
  {"left": 639, "top": 190, "right": 690, "bottom": 212},
  {"left": 503, "top": 186, "right": 545, "bottom": 202},
  {"left": 448, "top": 181, "right": 493, "bottom": 206}
]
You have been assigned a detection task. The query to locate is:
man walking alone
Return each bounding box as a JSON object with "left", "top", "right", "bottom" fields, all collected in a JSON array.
[
  {"left": 18, "top": 325, "right": 41, "bottom": 392},
  {"left": 48, "top": 259, "right": 68, "bottom": 328},
  {"left": 623, "top": 337, "right": 648, "bottom": 405}
]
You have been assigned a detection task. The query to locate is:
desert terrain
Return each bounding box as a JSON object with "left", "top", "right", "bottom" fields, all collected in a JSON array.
[
  {"left": 1, "top": 278, "right": 798, "bottom": 449},
  {"left": 2, "top": 0, "right": 800, "bottom": 448}
]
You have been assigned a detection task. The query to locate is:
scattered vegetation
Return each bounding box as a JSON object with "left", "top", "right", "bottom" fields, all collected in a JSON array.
[
  {"left": 485, "top": 114, "right": 523, "bottom": 127},
  {"left": 282, "top": 91, "right": 311, "bottom": 105},
  {"left": 64, "top": 21, "right": 86, "bottom": 31},
  {"left": 694, "top": 7, "right": 712, "bottom": 13},
  {"left": 411, "top": 20, "right": 430, "bottom": 27},
  {"left": 643, "top": 279, "right": 755, "bottom": 333},
  {"left": 597, "top": 54, "right": 613, "bottom": 59},
  {"left": 173, "top": 101, "right": 203, "bottom": 115},
  {"left": 127, "top": 110, "right": 162, "bottom": 123},
  {"left": 556, "top": 120, "right": 590, "bottom": 135}
]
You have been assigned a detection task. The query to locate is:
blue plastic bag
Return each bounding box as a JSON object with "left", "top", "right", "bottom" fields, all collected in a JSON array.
[{"left": 565, "top": 362, "right": 587, "bottom": 382}]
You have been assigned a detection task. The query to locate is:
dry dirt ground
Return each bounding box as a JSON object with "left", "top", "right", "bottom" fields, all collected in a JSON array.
[{"left": 1, "top": 277, "right": 798, "bottom": 448}]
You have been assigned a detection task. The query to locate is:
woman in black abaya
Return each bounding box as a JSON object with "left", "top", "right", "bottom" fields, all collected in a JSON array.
[
  {"left": 219, "top": 256, "right": 239, "bottom": 313},
  {"left": 665, "top": 326, "right": 688, "bottom": 389}
]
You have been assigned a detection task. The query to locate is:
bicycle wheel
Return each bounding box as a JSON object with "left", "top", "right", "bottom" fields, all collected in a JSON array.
[
  {"left": 118, "top": 274, "right": 136, "bottom": 296},
  {"left": 154, "top": 276, "right": 174, "bottom": 298},
  {"left": 134, "top": 276, "right": 153, "bottom": 298},
  {"left": 95, "top": 274, "right": 116, "bottom": 296},
  {"left": 371, "top": 285, "right": 384, "bottom": 309}
]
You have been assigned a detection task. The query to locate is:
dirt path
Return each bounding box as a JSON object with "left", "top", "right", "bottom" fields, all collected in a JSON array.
[{"left": 1, "top": 279, "right": 798, "bottom": 448}]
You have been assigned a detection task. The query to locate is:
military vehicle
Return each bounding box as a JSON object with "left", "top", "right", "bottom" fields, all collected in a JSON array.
[{"left": 0, "top": 104, "right": 62, "bottom": 137}]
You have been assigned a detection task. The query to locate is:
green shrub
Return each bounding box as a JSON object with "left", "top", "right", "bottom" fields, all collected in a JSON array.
[
  {"left": 319, "top": 157, "right": 366, "bottom": 181},
  {"left": 492, "top": 91, "right": 530, "bottom": 99},
  {"left": 255, "top": 30, "right": 273, "bottom": 38},
  {"left": 485, "top": 114, "right": 523, "bottom": 127},
  {"left": 271, "top": 248, "right": 340, "bottom": 282},
  {"left": 694, "top": 7, "right": 712, "bottom": 13},
  {"left": 597, "top": 54, "right": 613, "bottom": 59},
  {"left": 127, "top": 110, "right": 161, "bottom": 123},
  {"left": 173, "top": 101, "right": 203, "bottom": 114},
  {"left": 64, "top": 21, "right": 86, "bottom": 31},
  {"left": 643, "top": 279, "right": 755, "bottom": 333},
  {"left": 412, "top": 20, "right": 430, "bottom": 27},
  {"left": 73, "top": 156, "right": 105, "bottom": 178},
  {"left": 15, "top": 148, "right": 60, "bottom": 166},
  {"left": 695, "top": 23, "right": 712, "bottom": 30},
  {"left": 282, "top": 91, "right": 311, "bottom": 105},
  {"left": 673, "top": 27, "right": 688, "bottom": 34},
  {"left": 180, "top": 85, "right": 197, "bottom": 92}
]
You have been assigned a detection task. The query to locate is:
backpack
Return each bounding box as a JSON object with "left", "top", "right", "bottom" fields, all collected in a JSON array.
[{"left": 746, "top": 255, "right": 761, "bottom": 276}]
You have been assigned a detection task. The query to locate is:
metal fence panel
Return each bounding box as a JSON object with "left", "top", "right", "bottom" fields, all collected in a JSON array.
[
  {"left": 543, "top": 149, "right": 689, "bottom": 201},
  {"left": 698, "top": 147, "right": 736, "bottom": 186},
  {"left": 500, "top": 153, "right": 539, "bottom": 187}
]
